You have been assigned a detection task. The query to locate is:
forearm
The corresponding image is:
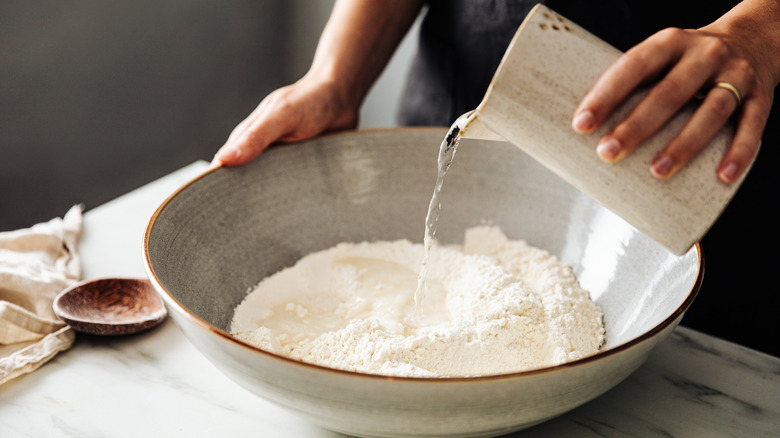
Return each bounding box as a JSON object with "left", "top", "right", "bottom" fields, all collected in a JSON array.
[{"left": 308, "top": 0, "right": 425, "bottom": 109}]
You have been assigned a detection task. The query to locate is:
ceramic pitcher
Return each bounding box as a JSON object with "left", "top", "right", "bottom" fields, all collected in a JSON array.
[{"left": 461, "top": 4, "right": 756, "bottom": 255}]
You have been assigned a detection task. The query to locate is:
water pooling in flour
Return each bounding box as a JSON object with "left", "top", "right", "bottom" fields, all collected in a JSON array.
[
  {"left": 413, "top": 114, "right": 471, "bottom": 315},
  {"left": 230, "top": 115, "right": 607, "bottom": 377}
]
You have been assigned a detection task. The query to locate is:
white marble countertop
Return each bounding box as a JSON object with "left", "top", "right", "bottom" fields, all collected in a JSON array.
[{"left": 1, "top": 161, "right": 778, "bottom": 438}]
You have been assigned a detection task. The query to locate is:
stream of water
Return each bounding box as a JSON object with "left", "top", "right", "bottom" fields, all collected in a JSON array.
[{"left": 413, "top": 113, "right": 472, "bottom": 315}]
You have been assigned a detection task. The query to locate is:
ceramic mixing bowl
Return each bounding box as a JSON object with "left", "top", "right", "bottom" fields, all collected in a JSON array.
[{"left": 144, "top": 128, "right": 701, "bottom": 438}]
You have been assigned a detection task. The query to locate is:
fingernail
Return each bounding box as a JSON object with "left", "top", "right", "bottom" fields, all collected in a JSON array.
[
  {"left": 718, "top": 162, "right": 739, "bottom": 183},
  {"left": 572, "top": 110, "right": 595, "bottom": 133},
  {"left": 651, "top": 155, "right": 674, "bottom": 178},
  {"left": 596, "top": 137, "right": 621, "bottom": 161},
  {"left": 215, "top": 147, "right": 240, "bottom": 162}
]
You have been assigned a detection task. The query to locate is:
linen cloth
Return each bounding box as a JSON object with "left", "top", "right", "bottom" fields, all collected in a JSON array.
[{"left": 0, "top": 206, "right": 82, "bottom": 384}]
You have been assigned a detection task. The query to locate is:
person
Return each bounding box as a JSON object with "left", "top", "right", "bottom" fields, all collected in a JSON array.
[{"left": 211, "top": 0, "right": 779, "bottom": 356}]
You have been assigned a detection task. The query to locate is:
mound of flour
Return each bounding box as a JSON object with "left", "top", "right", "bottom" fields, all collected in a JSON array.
[{"left": 230, "top": 226, "right": 604, "bottom": 377}]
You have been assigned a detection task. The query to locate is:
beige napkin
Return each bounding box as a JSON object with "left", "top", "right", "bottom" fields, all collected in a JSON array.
[{"left": 0, "top": 205, "right": 82, "bottom": 384}]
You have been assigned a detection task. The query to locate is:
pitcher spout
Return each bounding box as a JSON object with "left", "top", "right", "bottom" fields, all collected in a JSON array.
[{"left": 455, "top": 109, "right": 506, "bottom": 142}]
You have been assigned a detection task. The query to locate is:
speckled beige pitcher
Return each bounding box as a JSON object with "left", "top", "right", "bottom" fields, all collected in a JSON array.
[{"left": 462, "top": 4, "right": 756, "bottom": 255}]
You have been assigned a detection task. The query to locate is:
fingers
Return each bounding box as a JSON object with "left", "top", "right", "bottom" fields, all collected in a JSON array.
[
  {"left": 212, "top": 92, "right": 294, "bottom": 167},
  {"left": 648, "top": 80, "right": 742, "bottom": 179},
  {"left": 573, "top": 29, "right": 689, "bottom": 136},
  {"left": 717, "top": 97, "right": 767, "bottom": 183},
  {"left": 573, "top": 28, "right": 765, "bottom": 183},
  {"left": 211, "top": 77, "right": 360, "bottom": 167},
  {"left": 597, "top": 56, "right": 717, "bottom": 164}
]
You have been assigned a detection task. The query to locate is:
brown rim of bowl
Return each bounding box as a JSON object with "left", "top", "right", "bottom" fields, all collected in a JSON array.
[{"left": 143, "top": 127, "right": 704, "bottom": 383}]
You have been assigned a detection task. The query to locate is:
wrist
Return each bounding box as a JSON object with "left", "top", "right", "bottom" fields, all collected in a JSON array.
[
  {"left": 306, "top": 58, "right": 366, "bottom": 110},
  {"left": 292, "top": 67, "right": 361, "bottom": 133},
  {"left": 706, "top": 0, "right": 780, "bottom": 86}
]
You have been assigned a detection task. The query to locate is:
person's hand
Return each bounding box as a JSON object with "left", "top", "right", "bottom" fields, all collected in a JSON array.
[
  {"left": 211, "top": 74, "right": 359, "bottom": 167},
  {"left": 572, "top": 2, "right": 780, "bottom": 184},
  {"left": 211, "top": 0, "right": 423, "bottom": 168}
]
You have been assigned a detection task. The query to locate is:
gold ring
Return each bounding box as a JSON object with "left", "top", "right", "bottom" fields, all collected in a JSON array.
[{"left": 714, "top": 81, "right": 743, "bottom": 107}]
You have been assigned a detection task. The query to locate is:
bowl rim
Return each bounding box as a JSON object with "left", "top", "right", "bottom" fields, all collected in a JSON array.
[{"left": 143, "top": 127, "right": 704, "bottom": 383}]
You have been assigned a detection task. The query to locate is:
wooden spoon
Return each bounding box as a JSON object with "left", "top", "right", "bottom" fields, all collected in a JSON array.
[{"left": 53, "top": 278, "right": 167, "bottom": 336}]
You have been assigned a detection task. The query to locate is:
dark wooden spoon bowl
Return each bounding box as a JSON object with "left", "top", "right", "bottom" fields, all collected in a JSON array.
[{"left": 53, "top": 278, "right": 167, "bottom": 335}]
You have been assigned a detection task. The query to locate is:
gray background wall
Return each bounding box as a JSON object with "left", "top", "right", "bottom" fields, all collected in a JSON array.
[{"left": 1, "top": 0, "right": 420, "bottom": 230}]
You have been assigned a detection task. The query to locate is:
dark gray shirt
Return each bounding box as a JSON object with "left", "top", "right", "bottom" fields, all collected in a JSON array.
[{"left": 398, "top": 0, "right": 735, "bottom": 126}]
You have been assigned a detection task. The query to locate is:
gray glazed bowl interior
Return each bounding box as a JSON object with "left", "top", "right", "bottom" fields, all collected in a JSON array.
[{"left": 145, "top": 128, "right": 701, "bottom": 438}]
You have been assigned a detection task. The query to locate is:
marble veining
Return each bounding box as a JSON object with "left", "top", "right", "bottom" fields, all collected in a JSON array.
[
  {"left": 675, "top": 328, "right": 780, "bottom": 377},
  {"left": 518, "top": 329, "right": 779, "bottom": 437},
  {"left": 0, "top": 162, "right": 777, "bottom": 438}
]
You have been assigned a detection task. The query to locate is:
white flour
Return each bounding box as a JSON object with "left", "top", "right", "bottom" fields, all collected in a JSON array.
[{"left": 231, "top": 226, "right": 604, "bottom": 377}]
